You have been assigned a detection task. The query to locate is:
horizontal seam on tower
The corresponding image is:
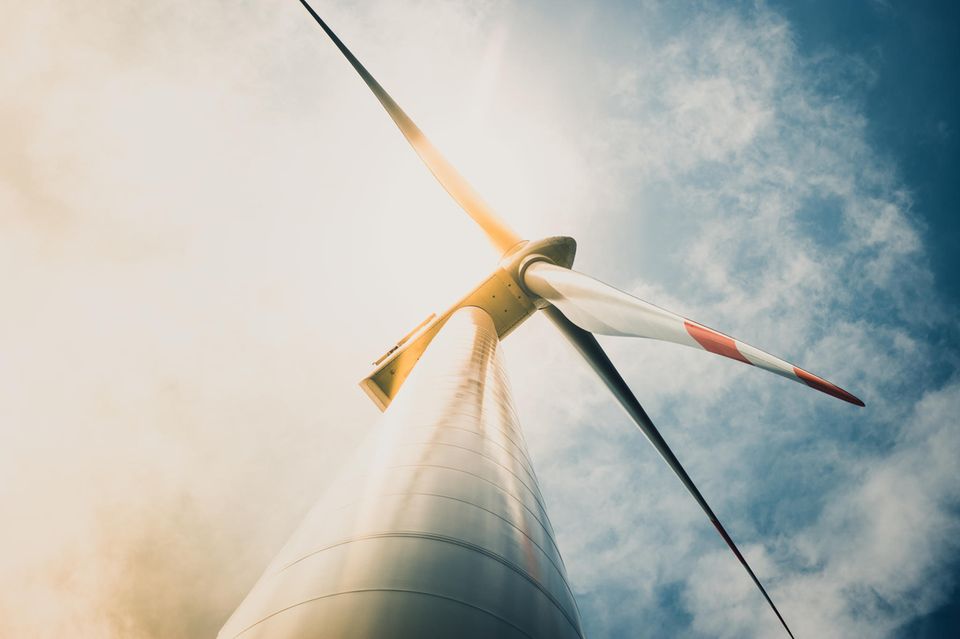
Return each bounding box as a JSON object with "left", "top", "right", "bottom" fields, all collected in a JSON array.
[
  {"left": 273, "top": 532, "right": 583, "bottom": 637},
  {"left": 229, "top": 587, "right": 538, "bottom": 639},
  {"left": 410, "top": 417, "right": 535, "bottom": 461},
  {"left": 407, "top": 422, "right": 537, "bottom": 470},
  {"left": 317, "top": 417, "right": 537, "bottom": 492},
  {"left": 388, "top": 462, "right": 556, "bottom": 537},
  {"left": 314, "top": 489, "right": 568, "bottom": 574},
  {"left": 396, "top": 440, "right": 545, "bottom": 504},
  {"left": 317, "top": 464, "right": 536, "bottom": 520},
  {"left": 279, "top": 490, "right": 571, "bottom": 592}
]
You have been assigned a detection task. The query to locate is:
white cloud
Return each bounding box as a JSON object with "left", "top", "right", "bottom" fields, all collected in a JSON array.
[{"left": 508, "top": 3, "right": 959, "bottom": 638}]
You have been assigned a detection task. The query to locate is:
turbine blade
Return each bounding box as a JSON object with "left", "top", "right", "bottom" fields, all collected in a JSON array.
[
  {"left": 543, "top": 306, "right": 796, "bottom": 639},
  {"left": 297, "top": 0, "right": 523, "bottom": 255},
  {"left": 526, "top": 262, "right": 863, "bottom": 406}
]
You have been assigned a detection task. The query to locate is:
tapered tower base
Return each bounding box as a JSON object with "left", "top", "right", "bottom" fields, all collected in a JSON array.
[{"left": 219, "top": 306, "right": 584, "bottom": 638}]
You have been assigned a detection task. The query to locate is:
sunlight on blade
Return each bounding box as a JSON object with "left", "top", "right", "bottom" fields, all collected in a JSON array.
[{"left": 297, "top": 0, "right": 522, "bottom": 255}]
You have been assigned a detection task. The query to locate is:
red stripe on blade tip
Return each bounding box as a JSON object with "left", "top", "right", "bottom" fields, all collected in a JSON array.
[
  {"left": 793, "top": 367, "right": 864, "bottom": 406},
  {"left": 684, "top": 321, "right": 752, "bottom": 365}
]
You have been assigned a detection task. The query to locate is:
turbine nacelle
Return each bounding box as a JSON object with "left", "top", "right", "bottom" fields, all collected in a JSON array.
[
  {"left": 501, "top": 235, "right": 577, "bottom": 301},
  {"left": 360, "top": 235, "right": 575, "bottom": 410}
]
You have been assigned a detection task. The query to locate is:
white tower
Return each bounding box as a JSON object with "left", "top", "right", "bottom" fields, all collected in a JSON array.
[{"left": 219, "top": 307, "right": 584, "bottom": 638}]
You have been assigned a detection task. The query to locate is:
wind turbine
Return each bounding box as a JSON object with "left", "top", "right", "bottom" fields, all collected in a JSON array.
[{"left": 219, "top": 3, "right": 863, "bottom": 638}]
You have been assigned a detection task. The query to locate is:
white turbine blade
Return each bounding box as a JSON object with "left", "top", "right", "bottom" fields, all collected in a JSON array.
[
  {"left": 542, "top": 306, "right": 796, "bottom": 639},
  {"left": 297, "top": 0, "right": 523, "bottom": 255},
  {"left": 525, "top": 262, "right": 864, "bottom": 406}
]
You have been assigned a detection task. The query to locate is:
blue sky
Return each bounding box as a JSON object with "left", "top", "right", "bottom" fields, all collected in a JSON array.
[
  {"left": 1, "top": 1, "right": 958, "bottom": 637},
  {"left": 775, "top": 4, "right": 959, "bottom": 633},
  {"left": 496, "top": 3, "right": 959, "bottom": 637},
  {"left": 488, "top": 1, "right": 960, "bottom": 636},
  {"left": 510, "top": 2, "right": 960, "bottom": 636},
  {"left": 772, "top": 4, "right": 960, "bottom": 634},
  {"left": 773, "top": 0, "right": 960, "bottom": 303}
]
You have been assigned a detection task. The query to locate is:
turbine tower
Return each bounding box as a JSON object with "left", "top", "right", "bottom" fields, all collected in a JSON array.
[{"left": 219, "top": 4, "right": 864, "bottom": 637}]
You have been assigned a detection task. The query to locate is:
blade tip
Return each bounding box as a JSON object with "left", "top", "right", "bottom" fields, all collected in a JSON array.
[{"left": 793, "top": 367, "right": 864, "bottom": 407}]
